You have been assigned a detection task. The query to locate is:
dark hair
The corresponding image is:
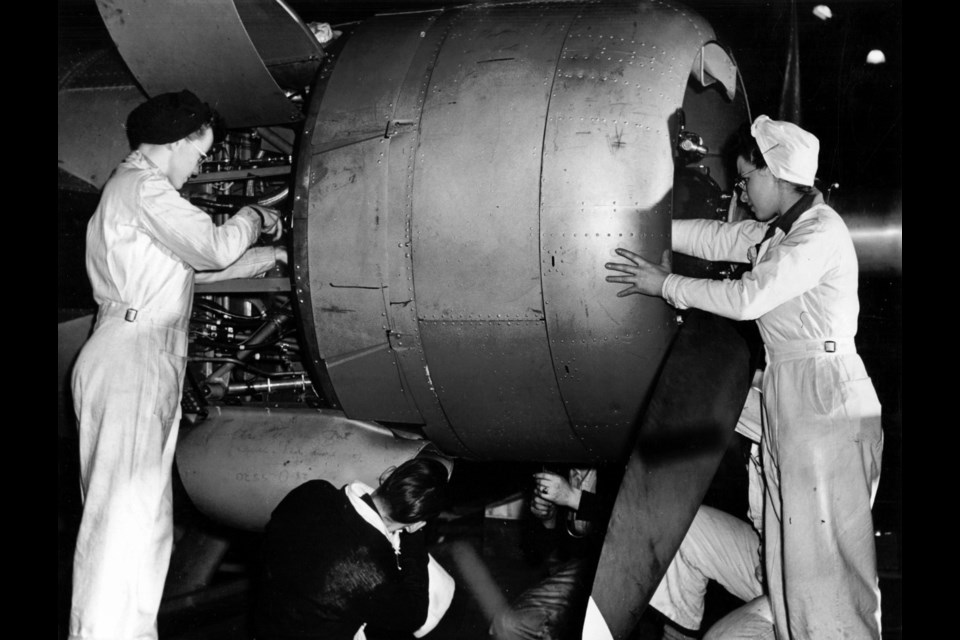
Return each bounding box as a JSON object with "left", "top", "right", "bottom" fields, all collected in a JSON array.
[
  {"left": 375, "top": 458, "right": 450, "bottom": 524},
  {"left": 734, "top": 122, "right": 767, "bottom": 170},
  {"left": 733, "top": 122, "right": 814, "bottom": 196}
]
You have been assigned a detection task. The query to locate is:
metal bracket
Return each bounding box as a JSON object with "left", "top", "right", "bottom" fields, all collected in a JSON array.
[{"left": 385, "top": 119, "right": 418, "bottom": 139}]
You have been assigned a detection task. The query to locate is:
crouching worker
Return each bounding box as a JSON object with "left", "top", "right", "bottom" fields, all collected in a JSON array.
[
  {"left": 255, "top": 458, "right": 455, "bottom": 640},
  {"left": 491, "top": 469, "right": 604, "bottom": 640}
]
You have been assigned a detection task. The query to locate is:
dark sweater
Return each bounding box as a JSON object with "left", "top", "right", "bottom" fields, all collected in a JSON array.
[{"left": 255, "top": 480, "right": 429, "bottom": 640}]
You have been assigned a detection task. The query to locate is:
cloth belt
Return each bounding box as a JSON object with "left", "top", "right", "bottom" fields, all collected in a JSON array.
[
  {"left": 97, "top": 301, "right": 189, "bottom": 332},
  {"left": 765, "top": 338, "right": 856, "bottom": 363}
]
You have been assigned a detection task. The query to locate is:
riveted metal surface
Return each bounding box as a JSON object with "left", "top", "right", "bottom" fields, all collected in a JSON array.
[
  {"left": 305, "top": 137, "right": 428, "bottom": 420},
  {"left": 94, "top": 0, "right": 302, "bottom": 127},
  {"left": 413, "top": 3, "right": 573, "bottom": 322},
  {"left": 419, "top": 319, "right": 587, "bottom": 461},
  {"left": 307, "top": 138, "right": 390, "bottom": 357},
  {"left": 540, "top": 203, "right": 677, "bottom": 460},
  {"left": 383, "top": 12, "right": 468, "bottom": 452},
  {"left": 325, "top": 343, "right": 423, "bottom": 423},
  {"left": 292, "top": 49, "right": 338, "bottom": 406},
  {"left": 406, "top": 4, "right": 588, "bottom": 459},
  {"left": 309, "top": 14, "right": 437, "bottom": 149},
  {"left": 300, "top": 13, "right": 445, "bottom": 422},
  {"left": 541, "top": 1, "right": 717, "bottom": 459},
  {"left": 295, "top": 0, "right": 748, "bottom": 462}
]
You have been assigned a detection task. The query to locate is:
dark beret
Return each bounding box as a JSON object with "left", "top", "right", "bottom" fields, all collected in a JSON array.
[{"left": 126, "top": 90, "right": 215, "bottom": 147}]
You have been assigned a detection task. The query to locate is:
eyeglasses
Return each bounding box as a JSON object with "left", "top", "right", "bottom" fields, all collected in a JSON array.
[
  {"left": 186, "top": 139, "right": 210, "bottom": 165},
  {"left": 735, "top": 167, "right": 761, "bottom": 192}
]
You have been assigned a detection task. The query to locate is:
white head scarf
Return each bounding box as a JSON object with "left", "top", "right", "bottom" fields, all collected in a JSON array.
[{"left": 750, "top": 115, "right": 820, "bottom": 187}]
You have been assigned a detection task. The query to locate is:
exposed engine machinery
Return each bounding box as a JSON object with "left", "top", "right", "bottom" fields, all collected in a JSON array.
[{"left": 180, "top": 131, "right": 311, "bottom": 406}]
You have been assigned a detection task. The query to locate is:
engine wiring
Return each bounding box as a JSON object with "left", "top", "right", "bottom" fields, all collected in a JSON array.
[{"left": 179, "top": 129, "right": 318, "bottom": 407}]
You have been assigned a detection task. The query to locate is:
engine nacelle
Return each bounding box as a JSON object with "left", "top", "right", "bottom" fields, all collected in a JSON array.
[{"left": 293, "top": 0, "right": 746, "bottom": 462}]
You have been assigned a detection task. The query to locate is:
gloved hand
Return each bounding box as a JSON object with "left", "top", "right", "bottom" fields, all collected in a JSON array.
[{"left": 243, "top": 205, "right": 283, "bottom": 241}]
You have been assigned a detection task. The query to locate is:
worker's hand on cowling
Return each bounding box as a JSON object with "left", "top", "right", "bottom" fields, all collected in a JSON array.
[
  {"left": 533, "top": 471, "right": 580, "bottom": 510},
  {"left": 605, "top": 247, "right": 672, "bottom": 298}
]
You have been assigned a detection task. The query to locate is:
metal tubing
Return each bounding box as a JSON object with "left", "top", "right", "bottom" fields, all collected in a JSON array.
[
  {"left": 222, "top": 376, "right": 311, "bottom": 396},
  {"left": 188, "top": 165, "right": 292, "bottom": 184},
  {"left": 203, "top": 314, "right": 288, "bottom": 398}
]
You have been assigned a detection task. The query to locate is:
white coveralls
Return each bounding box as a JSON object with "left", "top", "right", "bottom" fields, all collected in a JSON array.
[
  {"left": 650, "top": 379, "right": 774, "bottom": 639},
  {"left": 70, "top": 151, "right": 278, "bottom": 640},
  {"left": 660, "top": 199, "right": 883, "bottom": 639}
]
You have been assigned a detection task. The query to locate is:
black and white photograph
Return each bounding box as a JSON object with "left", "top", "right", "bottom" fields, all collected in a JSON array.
[{"left": 59, "top": 1, "right": 901, "bottom": 638}]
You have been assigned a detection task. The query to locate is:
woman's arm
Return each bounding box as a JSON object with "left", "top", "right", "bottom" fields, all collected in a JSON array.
[
  {"left": 662, "top": 213, "right": 838, "bottom": 320},
  {"left": 672, "top": 218, "right": 767, "bottom": 263},
  {"left": 137, "top": 175, "right": 262, "bottom": 272}
]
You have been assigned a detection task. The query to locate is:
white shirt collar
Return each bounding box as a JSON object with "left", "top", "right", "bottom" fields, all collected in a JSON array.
[{"left": 344, "top": 481, "right": 401, "bottom": 553}]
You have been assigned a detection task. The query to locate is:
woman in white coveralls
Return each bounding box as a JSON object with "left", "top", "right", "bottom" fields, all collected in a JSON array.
[
  {"left": 69, "top": 90, "right": 285, "bottom": 640},
  {"left": 606, "top": 116, "right": 883, "bottom": 638}
]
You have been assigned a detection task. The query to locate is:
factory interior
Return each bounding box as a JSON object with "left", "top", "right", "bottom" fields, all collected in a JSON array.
[{"left": 59, "top": 1, "right": 901, "bottom": 638}]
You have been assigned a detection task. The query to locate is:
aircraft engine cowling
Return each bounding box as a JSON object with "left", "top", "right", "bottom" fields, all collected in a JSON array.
[{"left": 292, "top": 0, "right": 747, "bottom": 462}]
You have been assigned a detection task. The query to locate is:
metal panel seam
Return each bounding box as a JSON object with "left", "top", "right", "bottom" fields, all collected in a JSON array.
[
  {"left": 396, "top": 9, "right": 479, "bottom": 457},
  {"left": 536, "top": 3, "right": 590, "bottom": 456}
]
